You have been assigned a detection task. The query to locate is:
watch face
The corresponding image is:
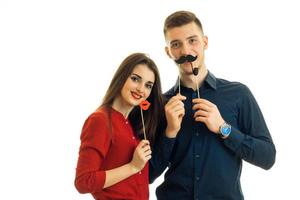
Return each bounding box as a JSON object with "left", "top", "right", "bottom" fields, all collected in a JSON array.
[{"left": 221, "top": 124, "right": 231, "bottom": 136}]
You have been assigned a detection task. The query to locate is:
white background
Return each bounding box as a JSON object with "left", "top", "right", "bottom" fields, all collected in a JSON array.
[{"left": 1, "top": 0, "right": 299, "bottom": 199}]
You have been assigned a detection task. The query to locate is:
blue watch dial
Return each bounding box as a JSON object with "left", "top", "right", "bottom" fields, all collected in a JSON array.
[
  {"left": 220, "top": 123, "right": 231, "bottom": 137},
  {"left": 222, "top": 126, "right": 231, "bottom": 135}
]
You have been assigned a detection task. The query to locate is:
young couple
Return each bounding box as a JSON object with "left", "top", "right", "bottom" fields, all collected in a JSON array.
[{"left": 75, "top": 11, "right": 276, "bottom": 200}]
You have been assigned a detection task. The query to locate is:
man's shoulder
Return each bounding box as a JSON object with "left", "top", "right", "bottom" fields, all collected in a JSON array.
[
  {"left": 216, "top": 77, "right": 250, "bottom": 94},
  {"left": 163, "top": 87, "right": 176, "bottom": 100}
]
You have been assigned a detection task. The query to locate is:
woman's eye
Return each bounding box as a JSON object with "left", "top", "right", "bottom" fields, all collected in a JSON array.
[
  {"left": 146, "top": 84, "right": 153, "bottom": 90},
  {"left": 130, "top": 76, "right": 139, "bottom": 82}
]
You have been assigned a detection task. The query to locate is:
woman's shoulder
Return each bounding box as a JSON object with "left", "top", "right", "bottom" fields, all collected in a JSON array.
[
  {"left": 89, "top": 107, "right": 110, "bottom": 120},
  {"left": 83, "top": 107, "right": 110, "bottom": 130}
]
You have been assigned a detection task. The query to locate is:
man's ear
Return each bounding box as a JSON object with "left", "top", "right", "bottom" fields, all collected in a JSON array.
[
  {"left": 165, "top": 46, "right": 172, "bottom": 58},
  {"left": 203, "top": 36, "right": 208, "bottom": 49}
]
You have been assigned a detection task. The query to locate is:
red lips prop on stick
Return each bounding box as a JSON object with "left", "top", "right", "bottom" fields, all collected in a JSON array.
[{"left": 139, "top": 100, "right": 151, "bottom": 140}]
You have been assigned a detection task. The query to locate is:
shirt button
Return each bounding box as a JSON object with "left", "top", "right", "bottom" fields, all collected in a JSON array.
[
  {"left": 132, "top": 136, "right": 135, "bottom": 139},
  {"left": 196, "top": 132, "right": 199, "bottom": 136},
  {"left": 139, "top": 171, "right": 142, "bottom": 174},
  {"left": 125, "top": 121, "right": 128, "bottom": 124},
  {"left": 196, "top": 154, "right": 200, "bottom": 158},
  {"left": 196, "top": 177, "right": 200, "bottom": 181}
]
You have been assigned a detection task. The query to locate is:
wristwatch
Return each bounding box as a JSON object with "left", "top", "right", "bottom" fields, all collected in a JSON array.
[{"left": 219, "top": 122, "right": 231, "bottom": 138}]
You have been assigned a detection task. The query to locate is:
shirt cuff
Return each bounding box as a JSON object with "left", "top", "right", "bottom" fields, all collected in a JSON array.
[
  {"left": 160, "top": 135, "right": 176, "bottom": 161},
  {"left": 94, "top": 171, "right": 106, "bottom": 192},
  {"left": 223, "top": 126, "right": 245, "bottom": 152}
]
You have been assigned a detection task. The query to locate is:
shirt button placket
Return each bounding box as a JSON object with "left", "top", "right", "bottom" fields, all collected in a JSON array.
[
  {"left": 194, "top": 131, "right": 201, "bottom": 200},
  {"left": 192, "top": 92, "right": 198, "bottom": 116}
]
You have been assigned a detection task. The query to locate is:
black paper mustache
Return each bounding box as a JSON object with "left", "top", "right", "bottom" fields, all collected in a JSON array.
[{"left": 175, "top": 55, "right": 198, "bottom": 75}]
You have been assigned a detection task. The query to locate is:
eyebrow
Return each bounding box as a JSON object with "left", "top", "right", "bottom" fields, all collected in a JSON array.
[
  {"left": 131, "top": 73, "right": 154, "bottom": 84},
  {"left": 170, "top": 39, "right": 180, "bottom": 44},
  {"left": 187, "top": 35, "right": 199, "bottom": 40},
  {"left": 170, "top": 35, "right": 199, "bottom": 44}
]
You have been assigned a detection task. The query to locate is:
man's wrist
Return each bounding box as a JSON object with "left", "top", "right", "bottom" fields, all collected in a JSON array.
[{"left": 165, "top": 127, "right": 178, "bottom": 138}]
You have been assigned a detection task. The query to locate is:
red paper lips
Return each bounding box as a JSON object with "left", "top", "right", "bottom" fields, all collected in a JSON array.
[{"left": 139, "top": 100, "right": 151, "bottom": 110}]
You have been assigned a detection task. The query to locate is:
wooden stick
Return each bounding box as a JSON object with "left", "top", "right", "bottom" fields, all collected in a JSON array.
[
  {"left": 196, "top": 80, "right": 200, "bottom": 99},
  {"left": 178, "top": 64, "right": 181, "bottom": 95},
  {"left": 140, "top": 107, "right": 146, "bottom": 140}
]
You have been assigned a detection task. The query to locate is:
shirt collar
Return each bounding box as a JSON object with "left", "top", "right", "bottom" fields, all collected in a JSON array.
[{"left": 172, "top": 70, "right": 217, "bottom": 93}]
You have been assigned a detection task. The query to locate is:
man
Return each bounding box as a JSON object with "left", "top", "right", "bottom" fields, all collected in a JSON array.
[{"left": 150, "top": 10, "right": 276, "bottom": 200}]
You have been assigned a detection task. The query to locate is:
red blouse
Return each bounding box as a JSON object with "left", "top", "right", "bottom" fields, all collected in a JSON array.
[{"left": 75, "top": 108, "right": 149, "bottom": 200}]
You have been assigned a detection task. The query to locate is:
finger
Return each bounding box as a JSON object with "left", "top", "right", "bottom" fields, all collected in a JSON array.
[
  {"left": 140, "top": 140, "right": 150, "bottom": 146},
  {"left": 166, "top": 104, "right": 184, "bottom": 116},
  {"left": 174, "top": 109, "right": 185, "bottom": 119},
  {"left": 143, "top": 149, "right": 152, "bottom": 156},
  {"left": 168, "top": 108, "right": 185, "bottom": 120},
  {"left": 145, "top": 154, "right": 152, "bottom": 160},
  {"left": 175, "top": 94, "right": 187, "bottom": 101},
  {"left": 139, "top": 150, "right": 152, "bottom": 160},
  {"left": 166, "top": 98, "right": 185, "bottom": 110},
  {"left": 167, "top": 95, "right": 186, "bottom": 104},
  {"left": 192, "top": 98, "right": 215, "bottom": 107},
  {"left": 193, "top": 110, "right": 209, "bottom": 118},
  {"left": 142, "top": 144, "right": 151, "bottom": 152},
  {"left": 194, "top": 116, "right": 206, "bottom": 123},
  {"left": 171, "top": 104, "right": 185, "bottom": 113},
  {"left": 136, "top": 140, "right": 149, "bottom": 149},
  {"left": 192, "top": 102, "right": 211, "bottom": 111},
  {"left": 141, "top": 142, "right": 150, "bottom": 149}
]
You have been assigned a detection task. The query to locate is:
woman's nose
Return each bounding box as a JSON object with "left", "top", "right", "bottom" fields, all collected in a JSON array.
[{"left": 136, "top": 84, "right": 145, "bottom": 93}]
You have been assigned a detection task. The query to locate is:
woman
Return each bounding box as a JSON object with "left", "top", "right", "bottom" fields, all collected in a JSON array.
[{"left": 75, "top": 53, "right": 164, "bottom": 200}]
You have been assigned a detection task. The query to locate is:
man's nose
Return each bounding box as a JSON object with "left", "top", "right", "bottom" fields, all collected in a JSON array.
[{"left": 180, "top": 42, "right": 190, "bottom": 55}]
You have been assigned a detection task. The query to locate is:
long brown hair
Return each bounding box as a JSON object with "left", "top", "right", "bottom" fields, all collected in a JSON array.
[{"left": 100, "top": 53, "right": 165, "bottom": 145}]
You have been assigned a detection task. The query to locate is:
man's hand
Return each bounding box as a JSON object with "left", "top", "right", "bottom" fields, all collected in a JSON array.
[
  {"left": 165, "top": 94, "right": 186, "bottom": 138},
  {"left": 192, "top": 98, "right": 224, "bottom": 134}
]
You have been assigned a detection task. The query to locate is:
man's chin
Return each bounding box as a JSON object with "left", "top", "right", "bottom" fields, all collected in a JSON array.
[{"left": 180, "top": 69, "right": 194, "bottom": 76}]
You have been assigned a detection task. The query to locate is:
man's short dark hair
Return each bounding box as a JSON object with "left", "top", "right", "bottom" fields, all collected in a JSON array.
[{"left": 164, "top": 10, "right": 203, "bottom": 36}]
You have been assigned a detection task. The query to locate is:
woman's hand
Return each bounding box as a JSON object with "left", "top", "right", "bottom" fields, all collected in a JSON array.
[{"left": 129, "top": 140, "right": 152, "bottom": 173}]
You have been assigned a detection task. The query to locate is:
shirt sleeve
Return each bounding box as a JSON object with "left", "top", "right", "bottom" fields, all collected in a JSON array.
[
  {"left": 75, "top": 113, "right": 111, "bottom": 193},
  {"left": 223, "top": 86, "right": 276, "bottom": 170},
  {"left": 149, "top": 134, "right": 176, "bottom": 184}
]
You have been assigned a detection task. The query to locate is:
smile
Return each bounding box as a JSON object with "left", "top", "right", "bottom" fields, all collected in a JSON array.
[{"left": 131, "top": 91, "right": 143, "bottom": 100}]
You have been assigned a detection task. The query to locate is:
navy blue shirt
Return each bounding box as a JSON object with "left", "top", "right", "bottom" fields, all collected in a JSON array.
[{"left": 150, "top": 71, "right": 276, "bottom": 200}]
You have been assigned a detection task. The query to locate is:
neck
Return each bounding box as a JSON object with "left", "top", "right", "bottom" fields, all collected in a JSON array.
[
  {"left": 180, "top": 64, "right": 208, "bottom": 91},
  {"left": 112, "top": 96, "right": 133, "bottom": 118}
]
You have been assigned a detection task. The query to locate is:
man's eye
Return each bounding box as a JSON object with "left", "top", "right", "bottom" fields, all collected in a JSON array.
[
  {"left": 171, "top": 42, "right": 180, "bottom": 48},
  {"left": 189, "top": 38, "right": 197, "bottom": 44}
]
